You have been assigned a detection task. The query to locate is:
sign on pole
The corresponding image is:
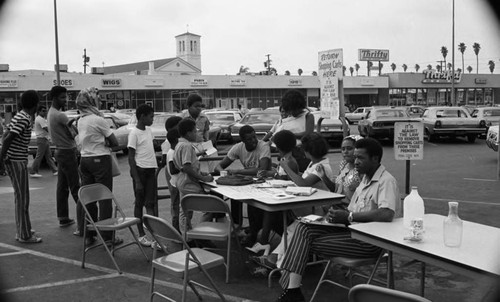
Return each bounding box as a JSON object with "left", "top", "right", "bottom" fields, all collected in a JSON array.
[
  {"left": 318, "top": 49, "right": 343, "bottom": 119},
  {"left": 394, "top": 122, "right": 424, "bottom": 160}
]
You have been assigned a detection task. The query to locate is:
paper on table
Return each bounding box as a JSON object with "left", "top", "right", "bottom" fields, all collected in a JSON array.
[
  {"left": 300, "top": 214, "right": 346, "bottom": 227},
  {"left": 201, "top": 141, "right": 218, "bottom": 156},
  {"left": 255, "top": 179, "right": 296, "bottom": 188},
  {"left": 285, "top": 186, "right": 318, "bottom": 196}
]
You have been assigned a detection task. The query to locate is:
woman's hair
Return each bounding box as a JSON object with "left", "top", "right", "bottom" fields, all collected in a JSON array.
[
  {"left": 136, "top": 104, "right": 154, "bottom": 120},
  {"left": 177, "top": 118, "right": 197, "bottom": 137},
  {"left": 301, "top": 132, "right": 328, "bottom": 159},
  {"left": 281, "top": 90, "right": 306, "bottom": 117},
  {"left": 272, "top": 130, "right": 296, "bottom": 153},
  {"left": 187, "top": 94, "right": 202, "bottom": 107},
  {"left": 167, "top": 127, "right": 180, "bottom": 148},
  {"left": 355, "top": 138, "right": 383, "bottom": 163}
]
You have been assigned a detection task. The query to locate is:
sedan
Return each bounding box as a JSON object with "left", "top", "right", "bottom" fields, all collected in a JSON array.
[
  {"left": 470, "top": 107, "right": 500, "bottom": 127},
  {"left": 345, "top": 107, "right": 372, "bottom": 124},
  {"left": 204, "top": 110, "right": 242, "bottom": 142},
  {"left": 229, "top": 111, "right": 281, "bottom": 142},
  {"left": 358, "top": 107, "right": 414, "bottom": 140},
  {"left": 311, "top": 111, "right": 349, "bottom": 142},
  {"left": 485, "top": 125, "right": 498, "bottom": 152},
  {"left": 420, "top": 106, "right": 487, "bottom": 143}
]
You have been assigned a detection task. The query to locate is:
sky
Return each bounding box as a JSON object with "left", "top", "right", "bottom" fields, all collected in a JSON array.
[{"left": 0, "top": 0, "right": 499, "bottom": 76}]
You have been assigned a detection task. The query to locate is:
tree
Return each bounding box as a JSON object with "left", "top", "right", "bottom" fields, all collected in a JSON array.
[
  {"left": 238, "top": 65, "right": 249, "bottom": 75},
  {"left": 390, "top": 63, "right": 396, "bottom": 73},
  {"left": 297, "top": 68, "right": 303, "bottom": 76},
  {"left": 415, "top": 64, "right": 420, "bottom": 72},
  {"left": 311, "top": 71, "right": 317, "bottom": 76},
  {"left": 402, "top": 64, "right": 408, "bottom": 72},
  {"left": 342, "top": 66, "right": 346, "bottom": 77},
  {"left": 473, "top": 42, "right": 481, "bottom": 74},
  {"left": 436, "top": 65, "right": 442, "bottom": 72},
  {"left": 447, "top": 63, "right": 452, "bottom": 71},
  {"left": 467, "top": 65, "right": 473, "bottom": 73},
  {"left": 488, "top": 60, "right": 495, "bottom": 74},
  {"left": 354, "top": 63, "right": 360, "bottom": 76},
  {"left": 440, "top": 46, "right": 448, "bottom": 69},
  {"left": 378, "top": 62, "right": 383, "bottom": 75},
  {"left": 458, "top": 42, "right": 466, "bottom": 72},
  {"left": 349, "top": 66, "right": 354, "bottom": 76},
  {"left": 427, "top": 64, "right": 432, "bottom": 70},
  {"left": 284, "top": 70, "right": 290, "bottom": 76}
]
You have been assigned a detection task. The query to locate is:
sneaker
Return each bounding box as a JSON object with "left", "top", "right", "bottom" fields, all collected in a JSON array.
[
  {"left": 18, "top": 235, "right": 43, "bottom": 244},
  {"left": 29, "top": 173, "right": 42, "bottom": 178},
  {"left": 138, "top": 235, "right": 153, "bottom": 247},
  {"left": 53, "top": 171, "right": 58, "bottom": 176},
  {"left": 151, "top": 241, "right": 162, "bottom": 251},
  {"left": 73, "top": 230, "right": 83, "bottom": 237},
  {"left": 245, "top": 242, "right": 271, "bottom": 256},
  {"left": 59, "top": 218, "right": 75, "bottom": 227},
  {"left": 15, "top": 229, "right": 36, "bottom": 241},
  {"left": 274, "top": 288, "right": 305, "bottom": 302}
]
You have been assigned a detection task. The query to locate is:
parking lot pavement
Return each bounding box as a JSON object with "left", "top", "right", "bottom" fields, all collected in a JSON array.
[{"left": 1, "top": 138, "right": 499, "bottom": 301}]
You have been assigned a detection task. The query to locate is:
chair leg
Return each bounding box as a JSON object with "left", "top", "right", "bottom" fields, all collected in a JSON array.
[
  {"left": 187, "top": 281, "right": 202, "bottom": 301},
  {"left": 150, "top": 267, "right": 156, "bottom": 302},
  {"left": 95, "top": 229, "right": 122, "bottom": 274},
  {"left": 182, "top": 255, "right": 190, "bottom": 302},
  {"left": 366, "top": 251, "right": 385, "bottom": 285},
  {"left": 226, "top": 235, "right": 231, "bottom": 284},
  {"left": 268, "top": 267, "right": 286, "bottom": 288},
  {"left": 129, "top": 226, "right": 150, "bottom": 262},
  {"left": 388, "top": 251, "right": 394, "bottom": 289},
  {"left": 197, "top": 263, "right": 227, "bottom": 302},
  {"left": 81, "top": 222, "right": 88, "bottom": 269},
  {"left": 309, "top": 260, "right": 332, "bottom": 302}
]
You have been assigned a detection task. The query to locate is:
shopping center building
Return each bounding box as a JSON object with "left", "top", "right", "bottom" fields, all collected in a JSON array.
[{"left": 1, "top": 32, "right": 499, "bottom": 115}]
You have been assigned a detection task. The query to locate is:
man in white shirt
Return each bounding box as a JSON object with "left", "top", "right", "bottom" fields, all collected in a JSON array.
[{"left": 29, "top": 105, "right": 58, "bottom": 177}]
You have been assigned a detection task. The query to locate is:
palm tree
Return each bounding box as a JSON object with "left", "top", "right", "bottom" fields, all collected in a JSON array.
[
  {"left": 447, "top": 63, "right": 452, "bottom": 71},
  {"left": 349, "top": 66, "right": 354, "bottom": 76},
  {"left": 436, "top": 65, "right": 442, "bottom": 72},
  {"left": 440, "top": 46, "right": 448, "bottom": 69},
  {"left": 238, "top": 65, "right": 249, "bottom": 75},
  {"left": 427, "top": 64, "right": 432, "bottom": 70},
  {"left": 342, "top": 66, "right": 346, "bottom": 77},
  {"left": 415, "top": 64, "right": 420, "bottom": 72},
  {"left": 390, "top": 63, "right": 396, "bottom": 73},
  {"left": 458, "top": 42, "right": 466, "bottom": 71},
  {"left": 284, "top": 70, "right": 290, "bottom": 76},
  {"left": 473, "top": 42, "right": 481, "bottom": 74},
  {"left": 354, "top": 63, "right": 360, "bottom": 76},
  {"left": 402, "top": 64, "right": 408, "bottom": 72},
  {"left": 311, "top": 71, "right": 318, "bottom": 76},
  {"left": 367, "top": 61, "right": 373, "bottom": 76},
  {"left": 467, "top": 65, "right": 473, "bottom": 73},
  {"left": 297, "top": 68, "right": 303, "bottom": 76},
  {"left": 488, "top": 60, "right": 495, "bottom": 74},
  {"left": 378, "top": 62, "right": 383, "bottom": 75}
]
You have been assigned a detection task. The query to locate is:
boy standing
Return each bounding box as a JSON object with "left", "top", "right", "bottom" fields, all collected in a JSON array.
[
  {"left": 29, "top": 105, "right": 58, "bottom": 177},
  {"left": 128, "top": 104, "right": 158, "bottom": 247},
  {"left": 0, "top": 90, "right": 42, "bottom": 243}
]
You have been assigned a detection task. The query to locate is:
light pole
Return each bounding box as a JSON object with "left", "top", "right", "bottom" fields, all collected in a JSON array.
[
  {"left": 53, "top": 0, "right": 60, "bottom": 85},
  {"left": 451, "top": 0, "right": 455, "bottom": 105}
]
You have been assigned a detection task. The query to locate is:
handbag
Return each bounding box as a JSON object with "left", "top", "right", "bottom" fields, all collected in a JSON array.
[
  {"left": 215, "top": 175, "right": 254, "bottom": 186},
  {"left": 110, "top": 153, "right": 121, "bottom": 177}
]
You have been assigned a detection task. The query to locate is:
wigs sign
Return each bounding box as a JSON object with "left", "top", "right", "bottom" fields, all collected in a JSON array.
[{"left": 318, "top": 49, "right": 343, "bottom": 119}]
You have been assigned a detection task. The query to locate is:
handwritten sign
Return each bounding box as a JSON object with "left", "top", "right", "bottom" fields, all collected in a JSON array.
[
  {"left": 318, "top": 49, "right": 343, "bottom": 119},
  {"left": 394, "top": 122, "right": 424, "bottom": 160}
]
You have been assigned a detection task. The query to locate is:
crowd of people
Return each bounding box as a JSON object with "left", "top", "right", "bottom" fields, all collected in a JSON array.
[{"left": 0, "top": 88, "right": 400, "bottom": 302}]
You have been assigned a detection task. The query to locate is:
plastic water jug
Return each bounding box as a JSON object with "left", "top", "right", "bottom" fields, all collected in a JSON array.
[{"left": 403, "top": 186, "right": 425, "bottom": 229}]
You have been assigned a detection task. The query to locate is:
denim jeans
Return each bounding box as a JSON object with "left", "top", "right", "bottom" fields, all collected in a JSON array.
[
  {"left": 30, "top": 137, "right": 57, "bottom": 174},
  {"left": 54, "top": 148, "right": 81, "bottom": 227}
]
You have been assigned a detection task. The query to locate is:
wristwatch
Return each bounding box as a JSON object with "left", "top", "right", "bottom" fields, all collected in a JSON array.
[{"left": 348, "top": 212, "right": 354, "bottom": 223}]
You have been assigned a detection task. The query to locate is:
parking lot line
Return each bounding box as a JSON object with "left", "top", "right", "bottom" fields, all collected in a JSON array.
[
  {"left": 463, "top": 177, "right": 498, "bottom": 182},
  {"left": 0, "top": 251, "right": 28, "bottom": 257},
  {"left": 0, "top": 242, "right": 257, "bottom": 302}
]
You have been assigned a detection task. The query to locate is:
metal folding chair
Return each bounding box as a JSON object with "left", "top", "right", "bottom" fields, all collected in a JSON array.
[
  {"left": 349, "top": 284, "right": 432, "bottom": 302},
  {"left": 181, "top": 193, "right": 241, "bottom": 283},
  {"left": 143, "top": 214, "right": 227, "bottom": 302},
  {"left": 78, "top": 183, "right": 149, "bottom": 274}
]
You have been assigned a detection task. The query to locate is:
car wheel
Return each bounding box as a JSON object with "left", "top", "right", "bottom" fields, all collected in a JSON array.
[
  {"left": 467, "top": 134, "right": 476, "bottom": 143},
  {"left": 425, "top": 129, "right": 436, "bottom": 142}
]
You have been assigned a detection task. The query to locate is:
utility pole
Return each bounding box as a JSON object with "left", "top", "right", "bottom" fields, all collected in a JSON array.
[
  {"left": 53, "top": 0, "right": 60, "bottom": 85},
  {"left": 82, "top": 48, "right": 90, "bottom": 74},
  {"left": 451, "top": 0, "right": 456, "bottom": 105}
]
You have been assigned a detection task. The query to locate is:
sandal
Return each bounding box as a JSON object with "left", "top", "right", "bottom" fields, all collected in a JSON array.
[{"left": 250, "top": 254, "right": 277, "bottom": 269}]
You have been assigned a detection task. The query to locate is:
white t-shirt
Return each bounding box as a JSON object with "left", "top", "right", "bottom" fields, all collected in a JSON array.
[
  {"left": 77, "top": 114, "right": 113, "bottom": 157},
  {"left": 161, "top": 139, "right": 170, "bottom": 155},
  {"left": 302, "top": 157, "right": 334, "bottom": 191},
  {"left": 227, "top": 140, "right": 271, "bottom": 169},
  {"left": 34, "top": 115, "right": 49, "bottom": 139},
  {"left": 127, "top": 127, "right": 158, "bottom": 168},
  {"left": 166, "top": 148, "right": 177, "bottom": 187}
]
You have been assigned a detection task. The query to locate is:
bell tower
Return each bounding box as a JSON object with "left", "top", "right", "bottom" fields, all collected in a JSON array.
[{"left": 175, "top": 32, "right": 201, "bottom": 72}]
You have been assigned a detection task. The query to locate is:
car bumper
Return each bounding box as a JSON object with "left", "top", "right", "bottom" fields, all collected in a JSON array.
[
  {"left": 432, "top": 128, "right": 486, "bottom": 136},
  {"left": 367, "top": 127, "right": 395, "bottom": 138}
]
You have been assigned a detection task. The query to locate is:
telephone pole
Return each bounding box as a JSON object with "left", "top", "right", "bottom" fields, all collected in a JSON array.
[{"left": 82, "top": 48, "right": 90, "bottom": 74}]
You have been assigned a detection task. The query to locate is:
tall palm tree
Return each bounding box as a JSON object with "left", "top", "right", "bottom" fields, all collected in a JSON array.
[
  {"left": 284, "top": 70, "right": 290, "bottom": 76},
  {"left": 349, "top": 66, "right": 354, "bottom": 76},
  {"left": 441, "top": 46, "right": 448, "bottom": 69},
  {"left": 297, "top": 68, "right": 303, "bottom": 76},
  {"left": 415, "top": 64, "right": 420, "bottom": 72},
  {"left": 473, "top": 42, "right": 481, "bottom": 74},
  {"left": 312, "top": 71, "right": 318, "bottom": 76},
  {"left": 467, "top": 65, "right": 473, "bottom": 73},
  {"left": 488, "top": 60, "right": 495, "bottom": 74},
  {"left": 354, "top": 63, "right": 360, "bottom": 76},
  {"left": 402, "top": 64, "right": 408, "bottom": 72},
  {"left": 342, "top": 66, "right": 346, "bottom": 77},
  {"left": 436, "top": 65, "right": 442, "bottom": 72},
  {"left": 390, "top": 63, "right": 396, "bottom": 73},
  {"left": 447, "top": 63, "right": 452, "bottom": 71},
  {"left": 458, "top": 42, "right": 466, "bottom": 71},
  {"left": 238, "top": 65, "right": 249, "bottom": 75},
  {"left": 427, "top": 64, "right": 432, "bottom": 70}
]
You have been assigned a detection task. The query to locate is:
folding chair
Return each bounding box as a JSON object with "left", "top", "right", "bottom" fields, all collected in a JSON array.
[
  {"left": 349, "top": 284, "right": 432, "bottom": 302},
  {"left": 78, "top": 183, "right": 149, "bottom": 274},
  {"left": 309, "top": 250, "right": 393, "bottom": 302},
  {"left": 181, "top": 194, "right": 240, "bottom": 283},
  {"left": 143, "top": 214, "right": 227, "bottom": 302}
]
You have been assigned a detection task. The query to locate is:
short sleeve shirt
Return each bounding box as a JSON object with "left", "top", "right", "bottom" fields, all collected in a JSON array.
[
  {"left": 166, "top": 148, "right": 177, "bottom": 187},
  {"left": 5, "top": 110, "right": 32, "bottom": 161},
  {"left": 77, "top": 114, "right": 113, "bottom": 157},
  {"left": 227, "top": 140, "right": 271, "bottom": 169},
  {"left": 47, "top": 107, "right": 76, "bottom": 149},
  {"left": 179, "top": 111, "right": 210, "bottom": 142},
  {"left": 128, "top": 127, "right": 158, "bottom": 168},
  {"left": 34, "top": 115, "right": 49, "bottom": 139},
  {"left": 348, "top": 165, "right": 400, "bottom": 216},
  {"left": 173, "top": 137, "right": 204, "bottom": 194},
  {"left": 302, "top": 158, "right": 334, "bottom": 190}
]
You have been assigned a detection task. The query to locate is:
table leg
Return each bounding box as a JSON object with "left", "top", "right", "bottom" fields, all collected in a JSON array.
[{"left": 420, "top": 262, "right": 426, "bottom": 297}]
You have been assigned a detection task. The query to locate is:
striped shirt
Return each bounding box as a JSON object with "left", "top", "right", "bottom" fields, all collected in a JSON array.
[{"left": 5, "top": 110, "right": 32, "bottom": 161}]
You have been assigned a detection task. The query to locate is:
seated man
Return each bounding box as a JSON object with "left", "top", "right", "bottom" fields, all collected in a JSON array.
[{"left": 274, "top": 138, "right": 400, "bottom": 302}]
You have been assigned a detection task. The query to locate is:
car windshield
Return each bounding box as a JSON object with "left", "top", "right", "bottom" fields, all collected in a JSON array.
[
  {"left": 205, "top": 113, "right": 235, "bottom": 122},
  {"left": 484, "top": 109, "right": 500, "bottom": 117},
  {"left": 374, "top": 110, "right": 407, "bottom": 118},
  {"left": 241, "top": 113, "right": 278, "bottom": 124}
]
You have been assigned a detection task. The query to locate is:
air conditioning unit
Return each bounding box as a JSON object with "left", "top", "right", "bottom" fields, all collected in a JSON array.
[
  {"left": 91, "top": 67, "right": 104, "bottom": 74},
  {"left": 0, "top": 64, "right": 9, "bottom": 72},
  {"left": 54, "top": 64, "right": 68, "bottom": 72}
]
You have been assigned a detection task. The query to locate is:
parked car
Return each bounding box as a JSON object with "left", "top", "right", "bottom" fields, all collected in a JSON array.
[
  {"left": 420, "top": 106, "right": 487, "bottom": 143},
  {"left": 204, "top": 110, "right": 242, "bottom": 142},
  {"left": 345, "top": 107, "right": 372, "bottom": 124},
  {"left": 229, "top": 111, "right": 281, "bottom": 142},
  {"left": 311, "top": 111, "right": 349, "bottom": 142},
  {"left": 470, "top": 107, "right": 500, "bottom": 127},
  {"left": 358, "top": 107, "right": 414, "bottom": 140},
  {"left": 485, "top": 125, "right": 498, "bottom": 151},
  {"left": 106, "top": 112, "right": 131, "bottom": 127}
]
